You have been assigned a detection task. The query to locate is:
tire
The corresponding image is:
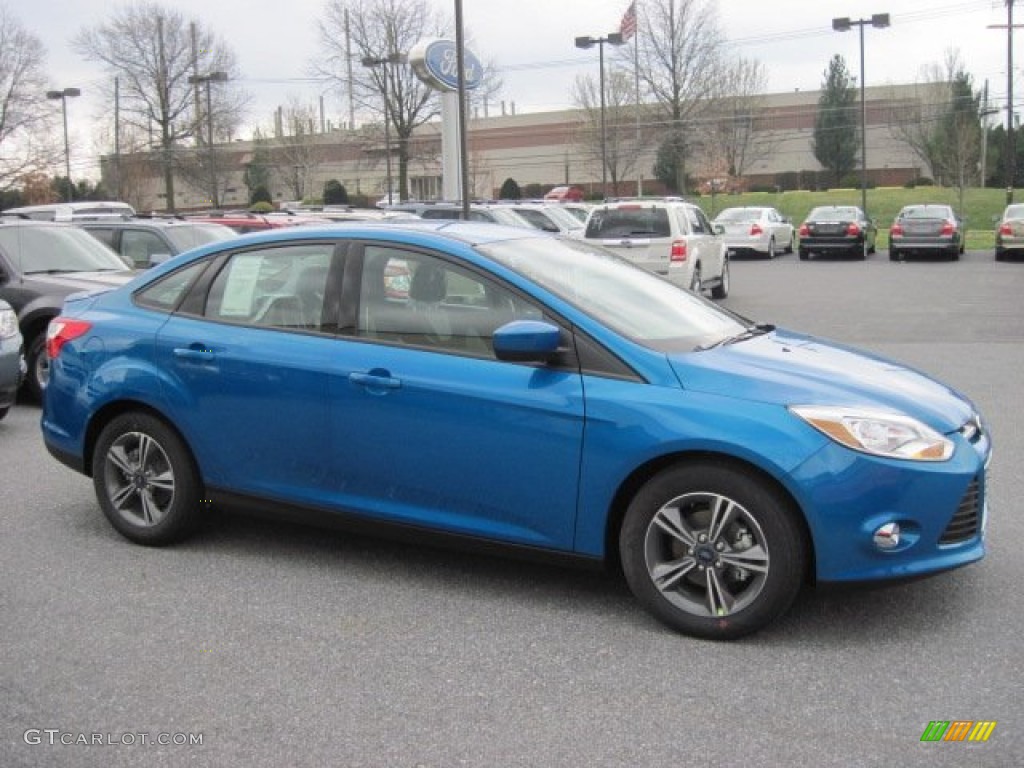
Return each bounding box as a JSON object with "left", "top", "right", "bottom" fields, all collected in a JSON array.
[
  {"left": 995, "top": 250, "right": 1004, "bottom": 262},
  {"left": 889, "top": 249, "right": 900, "bottom": 262},
  {"left": 853, "top": 242, "right": 867, "bottom": 260},
  {"left": 619, "top": 461, "right": 807, "bottom": 640},
  {"left": 92, "top": 412, "right": 202, "bottom": 546},
  {"left": 0, "top": 406, "right": 8, "bottom": 421},
  {"left": 25, "top": 333, "right": 49, "bottom": 401},
  {"left": 798, "top": 248, "right": 809, "bottom": 261},
  {"left": 783, "top": 234, "right": 794, "bottom": 254},
  {"left": 711, "top": 259, "right": 730, "bottom": 299},
  {"left": 766, "top": 237, "right": 776, "bottom": 259},
  {"left": 689, "top": 264, "right": 702, "bottom": 294}
]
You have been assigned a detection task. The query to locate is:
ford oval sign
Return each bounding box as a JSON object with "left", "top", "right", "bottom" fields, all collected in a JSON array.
[{"left": 410, "top": 38, "right": 483, "bottom": 92}]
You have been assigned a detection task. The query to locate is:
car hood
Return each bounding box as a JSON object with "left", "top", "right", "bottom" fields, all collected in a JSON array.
[{"left": 669, "top": 328, "right": 975, "bottom": 433}]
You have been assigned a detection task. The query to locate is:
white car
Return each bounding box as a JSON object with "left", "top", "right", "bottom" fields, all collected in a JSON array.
[
  {"left": 582, "top": 198, "right": 729, "bottom": 298},
  {"left": 503, "top": 203, "right": 584, "bottom": 236},
  {"left": 713, "top": 206, "right": 795, "bottom": 259}
]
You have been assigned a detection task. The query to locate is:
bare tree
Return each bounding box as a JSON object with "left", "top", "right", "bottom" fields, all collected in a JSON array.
[
  {"left": 627, "top": 0, "right": 726, "bottom": 193},
  {"left": 74, "top": 2, "right": 248, "bottom": 210},
  {"left": 571, "top": 67, "right": 647, "bottom": 196},
  {"left": 271, "top": 99, "right": 328, "bottom": 201},
  {"left": 317, "top": 0, "right": 445, "bottom": 201},
  {"left": 0, "top": 5, "right": 58, "bottom": 193},
  {"left": 889, "top": 50, "right": 981, "bottom": 208},
  {"left": 699, "top": 57, "right": 778, "bottom": 183}
]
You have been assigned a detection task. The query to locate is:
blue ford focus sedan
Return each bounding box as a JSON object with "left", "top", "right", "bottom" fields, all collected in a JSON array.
[{"left": 41, "top": 221, "right": 990, "bottom": 639}]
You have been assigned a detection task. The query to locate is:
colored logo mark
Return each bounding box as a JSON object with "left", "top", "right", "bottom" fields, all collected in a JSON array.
[{"left": 920, "top": 721, "right": 997, "bottom": 742}]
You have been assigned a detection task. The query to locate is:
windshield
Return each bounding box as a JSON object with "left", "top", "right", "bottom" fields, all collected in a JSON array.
[
  {"left": 478, "top": 236, "right": 746, "bottom": 352},
  {"left": 0, "top": 225, "right": 132, "bottom": 273},
  {"left": 165, "top": 223, "right": 237, "bottom": 250}
]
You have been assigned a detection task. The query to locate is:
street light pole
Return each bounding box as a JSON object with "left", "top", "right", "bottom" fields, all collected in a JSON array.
[
  {"left": 46, "top": 87, "right": 81, "bottom": 201},
  {"left": 362, "top": 53, "right": 406, "bottom": 205},
  {"left": 187, "top": 71, "right": 228, "bottom": 208},
  {"left": 832, "top": 13, "right": 889, "bottom": 218},
  {"left": 575, "top": 32, "right": 625, "bottom": 199}
]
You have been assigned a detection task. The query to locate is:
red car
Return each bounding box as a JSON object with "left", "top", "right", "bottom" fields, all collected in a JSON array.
[{"left": 186, "top": 211, "right": 321, "bottom": 234}]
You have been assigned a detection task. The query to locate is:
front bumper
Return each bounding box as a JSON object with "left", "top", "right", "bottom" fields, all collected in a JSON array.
[{"left": 791, "top": 429, "right": 990, "bottom": 583}]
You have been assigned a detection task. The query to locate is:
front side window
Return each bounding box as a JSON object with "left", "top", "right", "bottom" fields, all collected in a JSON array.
[
  {"left": 355, "top": 245, "right": 542, "bottom": 357},
  {"left": 121, "top": 230, "right": 170, "bottom": 267},
  {"left": 204, "top": 244, "right": 334, "bottom": 332}
]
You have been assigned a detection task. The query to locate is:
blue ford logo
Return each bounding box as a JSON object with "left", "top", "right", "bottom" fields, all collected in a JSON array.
[{"left": 410, "top": 38, "right": 482, "bottom": 92}]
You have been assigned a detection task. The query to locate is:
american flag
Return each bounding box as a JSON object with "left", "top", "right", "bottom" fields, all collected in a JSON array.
[{"left": 619, "top": 1, "right": 637, "bottom": 41}]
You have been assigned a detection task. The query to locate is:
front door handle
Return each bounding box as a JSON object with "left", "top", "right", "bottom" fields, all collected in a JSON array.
[
  {"left": 349, "top": 369, "right": 402, "bottom": 393},
  {"left": 173, "top": 344, "right": 216, "bottom": 362}
]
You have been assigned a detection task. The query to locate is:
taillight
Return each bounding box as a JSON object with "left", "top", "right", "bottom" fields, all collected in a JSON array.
[
  {"left": 670, "top": 239, "right": 687, "bottom": 261},
  {"left": 798, "top": 223, "right": 809, "bottom": 237},
  {"left": 46, "top": 318, "right": 92, "bottom": 359},
  {"left": 890, "top": 223, "right": 903, "bottom": 236},
  {"left": 940, "top": 220, "right": 955, "bottom": 236},
  {"left": 846, "top": 223, "right": 861, "bottom": 236},
  {"left": 1000, "top": 222, "right": 1012, "bottom": 236},
  {"left": 749, "top": 223, "right": 763, "bottom": 236}
]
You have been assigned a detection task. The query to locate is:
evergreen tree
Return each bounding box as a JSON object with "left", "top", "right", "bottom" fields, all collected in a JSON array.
[
  {"left": 812, "top": 55, "right": 860, "bottom": 187},
  {"left": 499, "top": 178, "right": 521, "bottom": 200}
]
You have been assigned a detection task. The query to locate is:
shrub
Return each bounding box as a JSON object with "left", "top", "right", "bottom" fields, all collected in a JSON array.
[
  {"left": 323, "top": 179, "right": 348, "bottom": 205},
  {"left": 249, "top": 201, "right": 274, "bottom": 213},
  {"left": 499, "top": 178, "right": 521, "bottom": 200}
]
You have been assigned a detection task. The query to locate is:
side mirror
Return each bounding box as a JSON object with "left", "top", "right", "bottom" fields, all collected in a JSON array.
[{"left": 493, "top": 320, "right": 562, "bottom": 363}]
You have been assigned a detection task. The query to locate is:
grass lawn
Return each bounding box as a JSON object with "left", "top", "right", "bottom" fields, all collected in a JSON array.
[{"left": 695, "top": 186, "right": 1015, "bottom": 251}]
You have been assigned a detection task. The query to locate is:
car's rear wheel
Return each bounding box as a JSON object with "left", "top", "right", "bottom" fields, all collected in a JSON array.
[
  {"left": 25, "top": 333, "right": 49, "bottom": 401},
  {"left": 889, "top": 248, "right": 901, "bottom": 261},
  {"left": 798, "top": 248, "right": 809, "bottom": 261},
  {"left": 711, "top": 260, "right": 730, "bottom": 299},
  {"left": 766, "top": 237, "right": 776, "bottom": 259},
  {"left": 619, "top": 462, "right": 807, "bottom": 640},
  {"left": 0, "top": 406, "right": 8, "bottom": 421},
  {"left": 92, "top": 413, "right": 202, "bottom": 546},
  {"left": 689, "top": 264, "right": 702, "bottom": 294}
]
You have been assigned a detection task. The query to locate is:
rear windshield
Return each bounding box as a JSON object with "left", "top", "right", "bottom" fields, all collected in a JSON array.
[
  {"left": 807, "top": 207, "right": 859, "bottom": 221},
  {"left": 899, "top": 206, "right": 953, "bottom": 220},
  {"left": 585, "top": 207, "right": 671, "bottom": 238},
  {"left": 715, "top": 208, "right": 761, "bottom": 222}
]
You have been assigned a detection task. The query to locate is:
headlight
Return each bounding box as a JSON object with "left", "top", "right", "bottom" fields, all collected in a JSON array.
[
  {"left": 0, "top": 307, "right": 18, "bottom": 340},
  {"left": 790, "top": 405, "right": 954, "bottom": 461}
]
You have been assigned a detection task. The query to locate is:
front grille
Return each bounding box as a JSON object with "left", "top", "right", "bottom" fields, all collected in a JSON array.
[{"left": 940, "top": 477, "right": 982, "bottom": 545}]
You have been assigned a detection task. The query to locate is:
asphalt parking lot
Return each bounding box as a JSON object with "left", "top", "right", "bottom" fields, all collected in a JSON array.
[{"left": 2, "top": 249, "right": 1021, "bottom": 767}]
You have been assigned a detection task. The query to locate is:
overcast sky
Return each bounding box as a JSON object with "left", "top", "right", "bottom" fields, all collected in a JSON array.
[{"left": 13, "top": 0, "right": 1015, "bottom": 180}]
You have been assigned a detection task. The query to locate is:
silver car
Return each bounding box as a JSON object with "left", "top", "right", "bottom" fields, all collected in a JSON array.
[
  {"left": 582, "top": 198, "right": 729, "bottom": 298},
  {"left": 995, "top": 203, "right": 1024, "bottom": 261},
  {"left": 713, "top": 206, "right": 795, "bottom": 258},
  {"left": 0, "top": 299, "right": 25, "bottom": 421}
]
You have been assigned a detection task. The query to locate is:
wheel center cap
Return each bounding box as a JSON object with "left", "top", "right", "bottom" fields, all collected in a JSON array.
[
  {"left": 132, "top": 472, "right": 147, "bottom": 490},
  {"left": 695, "top": 545, "right": 716, "bottom": 566}
]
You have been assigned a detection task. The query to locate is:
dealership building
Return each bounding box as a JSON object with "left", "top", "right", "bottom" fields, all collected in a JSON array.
[{"left": 102, "top": 83, "right": 940, "bottom": 211}]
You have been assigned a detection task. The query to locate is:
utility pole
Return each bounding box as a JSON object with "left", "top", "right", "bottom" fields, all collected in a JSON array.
[{"left": 989, "top": 1, "right": 1021, "bottom": 203}]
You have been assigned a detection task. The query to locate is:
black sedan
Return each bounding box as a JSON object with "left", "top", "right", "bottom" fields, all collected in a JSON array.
[{"left": 797, "top": 205, "right": 877, "bottom": 260}]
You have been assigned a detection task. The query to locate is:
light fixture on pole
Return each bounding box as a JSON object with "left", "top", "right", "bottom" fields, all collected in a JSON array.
[
  {"left": 187, "top": 71, "right": 229, "bottom": 207},
  {"left": 575, "top": 32, "right": 625, "bottom": 198},
  {"left": 362, "top": 52, "right": 406, "bottom": 205},
  {"left": 46, "top": 87, "right": 81, "bottom": 202},
  {"left": 832, "top": 13, "right": 890, "bottom": 218}
]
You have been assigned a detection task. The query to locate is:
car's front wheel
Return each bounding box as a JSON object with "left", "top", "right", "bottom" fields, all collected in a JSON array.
[
  {"left": 619, "top": 461, "right": 807, "bottom": 640},
  {"left": 92, "top": 413, "right": 202, "bottom": 546}
]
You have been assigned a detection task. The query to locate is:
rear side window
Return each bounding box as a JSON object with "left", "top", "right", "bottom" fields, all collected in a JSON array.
[
  {"left": 134, "top": 259, "right": 211, "bottom": 313},
  {"left": 585, "top": 208, "right": 671, "bottom": 238}
]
